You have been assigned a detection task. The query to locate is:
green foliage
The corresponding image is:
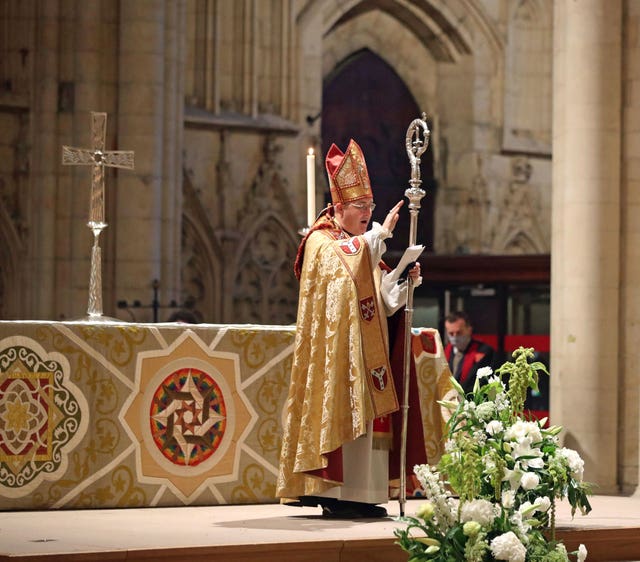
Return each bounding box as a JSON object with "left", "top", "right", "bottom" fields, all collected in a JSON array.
[
  {"left": 495, "top": 347, "right": 548, "bottom": 414},
  {"left": 394, "top": 348, "right": 591, "bottom": 562}
]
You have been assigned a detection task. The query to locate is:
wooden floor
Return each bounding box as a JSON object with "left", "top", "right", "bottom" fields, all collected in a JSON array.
[{"left": 0, "top": 495, "right": 639, "bottom": 561}]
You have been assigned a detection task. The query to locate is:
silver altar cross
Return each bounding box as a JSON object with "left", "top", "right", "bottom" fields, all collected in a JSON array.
[{"left": 62, "top": 112, "right": 134, "bottom": 319}]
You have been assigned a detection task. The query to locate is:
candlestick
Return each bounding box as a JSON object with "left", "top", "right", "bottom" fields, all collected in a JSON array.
[{"left": 306, "top": 148, "right": 315, "bottom": 227}]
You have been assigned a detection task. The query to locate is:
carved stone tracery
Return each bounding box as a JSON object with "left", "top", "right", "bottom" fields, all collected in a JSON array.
[
  {"left": 489, "top": 157, "right": 548, "bottom": 254},
  {"left": 181, "top": 170, "right": 223, "bottom": 323},
  {"left": 232, "top": 136, "right": 299, "bottom": 325},
  {"left": 233, "top": 215, "right": 298, "bottom": 325},
  {"left": 180, "top": 134, "right": 300, "bottom": 325},
  {"left": 0, "top": 109, "right": 29, "bottom": 319}
]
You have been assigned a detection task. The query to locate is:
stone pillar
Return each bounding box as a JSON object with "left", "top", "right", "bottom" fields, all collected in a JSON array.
[
  {"left": 551, "top": 0, "right": 621, "bottom": 492},
  {"left": 30, "top": 1, "right": 60, "bottom": 319},
  {"left": 115, "top": 2, "right": 173, "bottom": 322},
  {"left": 159, "top": 1, "right": 185, "bottom": 311},
  {"left": 34, "top": 2, "right": 113, "bottom": 319},
  {"left": 621, "top": 1, "right": 640, "bottom": 495}
]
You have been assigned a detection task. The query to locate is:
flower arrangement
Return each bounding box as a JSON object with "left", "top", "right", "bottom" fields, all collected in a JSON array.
[{"left": 395, "top": 347, "right": 592, "bottom": 562}]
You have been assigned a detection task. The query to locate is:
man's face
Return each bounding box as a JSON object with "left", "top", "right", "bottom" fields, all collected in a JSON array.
[
  {"left": 335, "top": 198, "right": 374, "bottom": 235},
  {"left": 445, "top": 318, "right": 472, "bottom": 341}
]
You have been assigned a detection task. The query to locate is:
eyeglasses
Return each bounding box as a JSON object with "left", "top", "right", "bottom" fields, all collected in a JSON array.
[{"left": 348, "top": 202, "right": 376, "bottom": 211}]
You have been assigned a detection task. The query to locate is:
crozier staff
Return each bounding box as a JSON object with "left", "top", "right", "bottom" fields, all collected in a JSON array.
[{"left": 276, "top": 139, "right": 420, "bottom": 519}]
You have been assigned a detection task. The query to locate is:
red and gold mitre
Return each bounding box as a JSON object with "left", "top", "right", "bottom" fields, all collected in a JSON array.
[{"left": 325, "top": 139, "right": 372, "bottom": 204}]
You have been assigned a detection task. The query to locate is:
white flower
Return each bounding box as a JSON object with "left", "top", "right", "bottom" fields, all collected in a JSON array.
[
  {"left": 511, "top": 443, "right": 544, "bottom": 473},
  {"left": 460, "top": 498, "right": 497, "bottom": 526},
  {"left": 494, "top": 392, "right": 511, "bottom": 412},
  {"left": 483, "top": 457, "right": 496, "bottom": 472},
  {"left": 472, "top": 429, "right": 487, "bottom": 446},
  {"left": 536, "top": 496, "right": 551, "bottom": 512},
  {"left": 521, "top": 471, "right": 540, "bottom": 490},
  {"left": 559, "top": 447, "right": 585, "bottom": 480},
  {"left": 477, "top": 366, "right": 493, "bottom": 379},
  {"left": 463, "top": 400, "right": 477, "bottom": 414},
  {"left": 463, "top": 520, "right": 481, "bottom": 537},
  {"left": 509, "top": 510, "right": 532, "bottom": 542},
  {"left": 486, "top": 420, "right": 504, "bottom": 435},
  {"left": 503, "top": 468, "right": 523, "bottom": 491},
  {"left": 475, "top": 401, "right": 495, "bottom": 420},
  {"left": 518, "top": 497, "right": 550, "bottom": 516},
  {"left": 490, "top": 531, "right": 527, "bottom": 562},
  {"left": 415, "top": 502, "right": 434, "bottom": 520},
  {"left": 501, "top": 489, "right": 516, "bottom": 508},
  {"left": 577, "top": 543, "right": 588, "bottom": 561},
  {"left": 518, "top": 501, "right": 534, "bottom": 515},
  {"left": 504, "top": 420, "right": 542, "bottom": 444},
  {"left": 413, "top": 464, "right": 457, "bottom": 530},
  {"left": 526, "top": 456, "right": 545, "bottom": 469},
  {"left": 444, "top": 439, "right": 456, "bottom": 453}
]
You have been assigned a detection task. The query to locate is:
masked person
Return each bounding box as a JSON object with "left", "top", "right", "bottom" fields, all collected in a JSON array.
[
  {"left": 443, "top": 310, "right": 495, "bottom": 393},
  {"left": 276, "top": 139, "right": 421, "bottom": 519}
]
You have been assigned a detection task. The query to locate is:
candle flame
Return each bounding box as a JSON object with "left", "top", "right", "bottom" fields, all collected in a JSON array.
[{"left": 308, "top": 147, "right": 314, "bottom": 156}]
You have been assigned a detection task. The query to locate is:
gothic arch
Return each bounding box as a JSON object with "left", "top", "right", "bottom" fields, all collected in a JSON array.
[
  {"left": 501, "top": 230, "right": 541, "bottom": 255},
  {"left": 322, "top": 11, "right": 438, "bottom": 116},
  {"left": 313, "top": 0, "right": 506, "bottom": 113},
  {"left": 490, "top": 199, "right": 548, "bottom": 254},
  {"left": 232, "top": 211, "right": 299, "bottom": 326},
  {"left": 321, "top": 48, "right": 435, "bottom": 253},
  {"left": 298, "top": 0, "right": 477, "bottom": 62},
  {"left": 181, "top": 170, "right": 224, "bottom": 323},
  {"left": 317, "top": 1, "right": 484, "bottom": 117},
  {"left": 298, "top": 0, "right": 504, "bottom": 62}
]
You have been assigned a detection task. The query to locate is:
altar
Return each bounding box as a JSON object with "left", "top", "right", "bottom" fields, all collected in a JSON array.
[{"left": 0, "top": 321, "right": 451, "bottom": 511}]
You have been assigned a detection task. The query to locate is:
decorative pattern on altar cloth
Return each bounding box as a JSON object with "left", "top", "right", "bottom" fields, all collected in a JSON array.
[
  {"left": 0, "top": 337, "right": 89, "bottom": 498},
  {"left": 122, "top": 330, "right": 258, "bottom": 502},
  {"left": 149, "top": 367, "right": 228, "bottom": 466},
  {"left": 0, "top": 322, "right": 294, "bottom": 510}
]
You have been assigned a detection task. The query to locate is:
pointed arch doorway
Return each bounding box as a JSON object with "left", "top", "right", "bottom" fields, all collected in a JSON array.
[{"left": 321, "top": 49, "right": 435, "bottom": 256}]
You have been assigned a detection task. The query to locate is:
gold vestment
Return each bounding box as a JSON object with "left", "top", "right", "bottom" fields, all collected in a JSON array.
[{"left": 276, "top": 226, "right": 398, "bottom": 499}]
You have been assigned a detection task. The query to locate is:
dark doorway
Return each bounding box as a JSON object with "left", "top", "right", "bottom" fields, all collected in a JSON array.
[{"left": 321, "top": 49, "right": 435, "bottom": 256}]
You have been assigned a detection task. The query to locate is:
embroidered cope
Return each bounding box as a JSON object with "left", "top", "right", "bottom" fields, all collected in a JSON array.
[{"left": 277, "top": 220, "right": 412, "bottom": 500}]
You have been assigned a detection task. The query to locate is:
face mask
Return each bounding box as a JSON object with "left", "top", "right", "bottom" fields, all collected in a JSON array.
[{"left": 448, "top": 334, "right": 471, "bottom": 351}]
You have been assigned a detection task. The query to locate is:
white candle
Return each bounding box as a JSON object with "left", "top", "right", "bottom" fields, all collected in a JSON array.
[{"left": 306, "top": 148, "right": 315, "bottom": 227}]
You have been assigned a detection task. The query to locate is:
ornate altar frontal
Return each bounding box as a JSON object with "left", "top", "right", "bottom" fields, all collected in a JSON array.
[{"left": 0, "top": 321, "right": 294, "bottom": 510}]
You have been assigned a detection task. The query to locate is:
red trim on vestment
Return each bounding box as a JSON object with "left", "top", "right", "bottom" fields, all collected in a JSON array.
[{"left": 307, "top": 447, "right": 343, "bottom": 484}]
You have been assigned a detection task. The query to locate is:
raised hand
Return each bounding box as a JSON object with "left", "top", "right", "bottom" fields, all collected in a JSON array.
[{"left": 382, "top": 200, "right": 404, "bottom": 233}]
